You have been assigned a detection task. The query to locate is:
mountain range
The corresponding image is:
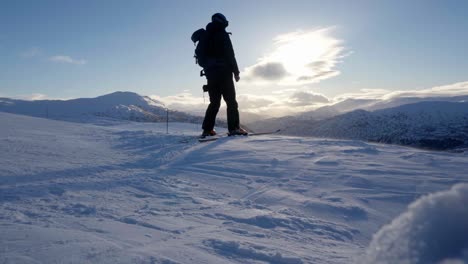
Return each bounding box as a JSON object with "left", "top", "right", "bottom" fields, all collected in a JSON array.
[
  {"left": 247, "top": 97, "right": 468, "bottom": 150},
  {"left": 0, "top": 91, "right": 205, "bottom": 124},
  {"left": 277, "top": 101, "right": 468, "bottom": 150},
  {"left": 1, "top": 91, "right": 467, "bottom": 150}
]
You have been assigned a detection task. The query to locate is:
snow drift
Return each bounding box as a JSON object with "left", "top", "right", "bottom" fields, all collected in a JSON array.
[{"left": 363, "top": 184, "right": 468, "bottom": 264}]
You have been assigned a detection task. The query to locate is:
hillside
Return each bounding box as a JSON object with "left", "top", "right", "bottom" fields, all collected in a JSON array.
[
  {"left": 247, "top": 95, "right": 468, "bottom": 135},
  {"left": 1, "top": 112, "right": 467, "bottom": 263},
  {"left": 277, "top": 101, "right": 468, "bottom": 150},
  {"left": 0, "top": 91, "right": 205, "bottom": 124}
]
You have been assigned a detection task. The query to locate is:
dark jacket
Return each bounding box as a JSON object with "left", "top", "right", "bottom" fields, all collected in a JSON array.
[{"left": 204, "top": 22, "right": 240, "bottom": 77}]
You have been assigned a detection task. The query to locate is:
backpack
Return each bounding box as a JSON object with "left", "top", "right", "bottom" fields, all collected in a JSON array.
[{"left": 191, "top": 28, "right": 209, "bottom": 75}]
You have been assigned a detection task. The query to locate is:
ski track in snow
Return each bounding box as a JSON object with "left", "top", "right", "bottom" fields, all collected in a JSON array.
[{"left": 0, "top": 112, "right": 467, "bottom": 264}]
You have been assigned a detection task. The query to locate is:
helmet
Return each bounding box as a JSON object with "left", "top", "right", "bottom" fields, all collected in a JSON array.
[{"left": 212, "top": 13, "right": 229, "bottom": 27}]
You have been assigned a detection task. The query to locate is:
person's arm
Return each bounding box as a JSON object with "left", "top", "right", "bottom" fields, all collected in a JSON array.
[{"left": 224, "top": 33, "right": 240, "bottom": 80}]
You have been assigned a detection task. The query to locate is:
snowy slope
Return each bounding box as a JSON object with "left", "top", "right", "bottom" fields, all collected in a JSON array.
[
  {"left": 282, "top": 101, "right": 468, "bottom": 150},
  {"left": 1, "top": 112, "right": 467, "bottom": 263},
  {"left": 0, "top": 91, "right": 204, "bottom": 124}
]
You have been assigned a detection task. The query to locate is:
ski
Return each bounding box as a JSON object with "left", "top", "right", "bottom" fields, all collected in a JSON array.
[{"left": 198, "top": 129, "right": 281, "bottom": 143}]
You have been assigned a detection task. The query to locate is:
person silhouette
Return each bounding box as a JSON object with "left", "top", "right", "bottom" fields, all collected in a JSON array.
[{"left": 200, "top": 13, "right": 247, "bottom": 138}]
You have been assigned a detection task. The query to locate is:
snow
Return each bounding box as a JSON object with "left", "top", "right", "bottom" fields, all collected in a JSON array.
[
  {"left": 363, "top": 184, "right": 468, "bottom": 264},
  {"left": 1, "top": 112, "right": 468, "bottom": 263}
]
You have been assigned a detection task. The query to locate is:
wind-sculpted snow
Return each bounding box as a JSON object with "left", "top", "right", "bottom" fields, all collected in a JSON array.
[
  {"left": 1, "top": 112, "right": 468, "bottom": 263},
  {"left": 204, "top": 239, "right": 304, "bottom": 264},
  {"left": 212, "top": 212, "right": 358, "bottom": 242},
  {"left": 363, "top": 184, "right": 468, "bottom": 264}
]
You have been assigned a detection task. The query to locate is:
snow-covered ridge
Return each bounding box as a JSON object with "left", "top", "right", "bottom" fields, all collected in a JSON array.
[
  {"left": 0, "top": 91, "right": 203, "bottom": 124},
  {"left": 319, "top": 95, "right": 468, "bottom": 115},
  {"left": 247, "top": 95, "right": 468, "bottom": 146},
  {"left": 280, "top": 101, "right": 468, "bottom": 150}
]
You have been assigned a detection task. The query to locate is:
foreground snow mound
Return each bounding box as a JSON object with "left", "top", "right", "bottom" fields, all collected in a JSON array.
[{"left": 363, "top": 184, "right": 468, "bottom": 264}]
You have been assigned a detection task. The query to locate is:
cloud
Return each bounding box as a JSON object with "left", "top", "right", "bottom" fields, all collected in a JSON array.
[
  {"left": 238, "top": 91, "right": 330, "bottom": 117},
  {"left": 152, "top": 89, "right": 331, "bottom": 119},
  {"left": 243, "top": 28, "right": 348, "bottom": 85},
  {"left": 150, "top": 93, "right": 206, "bottom": 115},
  {"left": 154, "top": 80, "right": 468, "bottom": 121},
  {"left": 382, "top": 81, "right": 468, "bottom": 100},
  {"left": 20, "top": 47, "right": 42, "bottom": 58},
  {"left": 19, "top": 49, "right": 86, "bottom": 66},
  {"left": 271, "top": 88, "right": 298, "bottom": 95},
  {"left": 3, "top": 92, "right": 72, "bottom": 101},
  {"left": 308, "top": 60, "right": 329, "bottom": 72},
  {"left": 333, "top": 89, "right": 391, "bottom": 102},
  {"left": 287, "top": 91, "right": 330, "bottom": 106},
  {"left": 7, "top": 93, "right": 51, "bottom": 101},
  {"left": 246, "top": 62, "right": 288, "bottom": 81},
  {"left": 49, "top": 55, "right": 87, "bottom": 65},
  {"left": 25, "top": 93, "right": 49, "bottom": 100},
  {"left": 297, "top": 71, "right": 339, "bottom": 82},
  {"left": 237, "top": 94, "right": 279, "bottom": 114},
  {"left": 334, "top": 81, "right": 468, "bottom": 103}
]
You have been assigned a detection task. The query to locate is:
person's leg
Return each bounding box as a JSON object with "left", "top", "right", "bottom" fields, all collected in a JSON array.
[
  {"left": 202, "top": 78, "right": 222, "bottom": 132},
  {"left": 221, "top": 75, "right": 240, "bottom": 131}
]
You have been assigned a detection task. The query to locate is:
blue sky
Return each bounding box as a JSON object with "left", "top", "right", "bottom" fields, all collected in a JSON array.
[{"left": 1, "top": 0, "right": 467, "bottom": 114}]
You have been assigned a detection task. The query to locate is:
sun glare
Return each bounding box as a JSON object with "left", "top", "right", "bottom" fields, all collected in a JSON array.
[{"left": 244, "top": 28, "right": 345, "bottom": 85}]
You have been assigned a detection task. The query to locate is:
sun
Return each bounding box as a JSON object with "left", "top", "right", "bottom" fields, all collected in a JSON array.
[{"left": 244, "top": 28, "right": 345, "bottom": 85}]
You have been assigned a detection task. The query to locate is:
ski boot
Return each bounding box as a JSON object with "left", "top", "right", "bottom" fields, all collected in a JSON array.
[
  {"left": 228, "top": 127, "right": 248, "bottom": 136},
  {"left": 200, "top": 129, "right": 217, "bottom": 138}
]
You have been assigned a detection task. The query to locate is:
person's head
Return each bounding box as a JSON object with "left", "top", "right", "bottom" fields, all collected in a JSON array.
[{"left": 212, "top": 13, "right": 229, "bottom": 28}]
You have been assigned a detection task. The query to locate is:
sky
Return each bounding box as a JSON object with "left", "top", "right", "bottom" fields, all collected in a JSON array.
[{"left": 1, "top": 0, "right": 468, "bottom": 116}]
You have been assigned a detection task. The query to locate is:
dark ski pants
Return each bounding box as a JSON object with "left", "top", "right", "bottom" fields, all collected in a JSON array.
[{"left": 202, "top": 72, "right": 240, "bottom": 132}]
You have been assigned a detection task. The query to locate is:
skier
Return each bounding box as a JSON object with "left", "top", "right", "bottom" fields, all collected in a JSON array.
[{"left": 200, "top": 13, "right": 247, "bottom": 138}]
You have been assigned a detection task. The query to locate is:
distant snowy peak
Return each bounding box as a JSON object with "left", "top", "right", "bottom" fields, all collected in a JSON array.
[
  {"left": 0, "top": 91, "right": 200, "bottom": 124},
  {"left": 91, "top": 91, "right": 165, "bottom": 109},
  {"left": 366, "top": 95, "right": 468, "bottom": 111},
  {"left": 284, "top": 101, "right": 468, "bottom": 150},
  {"left": 329, "top": 98, "right": 379, "bottom": 113},
  {"left": 308, "top": 95, "right": 468, "bottom": 118},
  {"left": 295, "top": 99, "right": 377, "bottom": 121},
  {"left": 297, "top": 105, "right": 340, "bottom": 120},
  {"left": 375, "top": 101, "right": 468, "bottom": 115},
  {"left": 254, "top": 96, "right": 468, "bottom": 133}
]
